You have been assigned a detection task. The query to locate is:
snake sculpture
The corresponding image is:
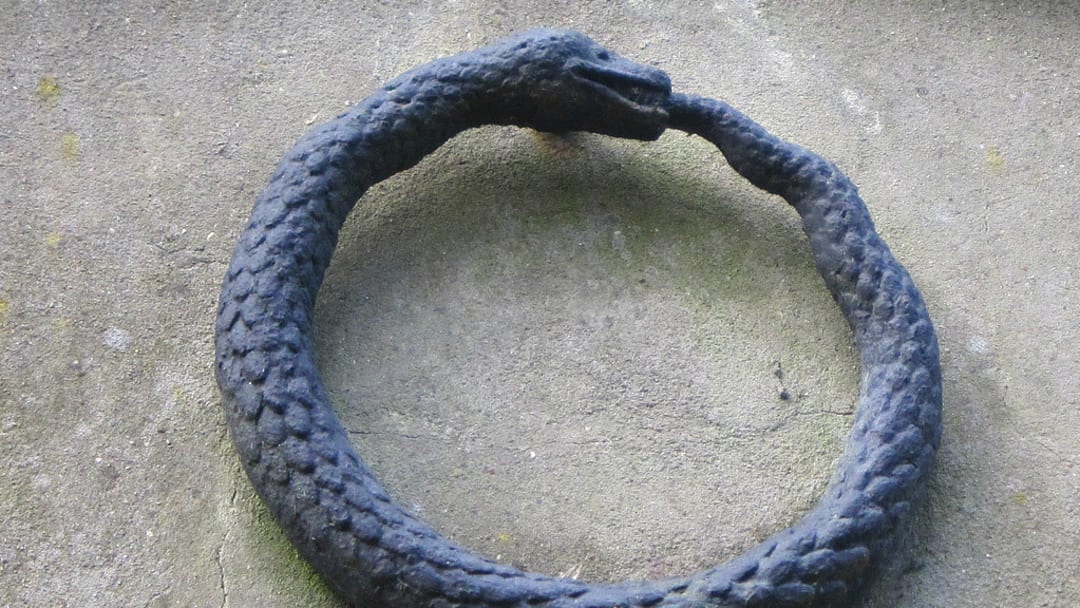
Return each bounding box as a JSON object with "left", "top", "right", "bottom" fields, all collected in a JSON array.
[{"left": 215, "top": 29, "right": 942, "bottom": 607}]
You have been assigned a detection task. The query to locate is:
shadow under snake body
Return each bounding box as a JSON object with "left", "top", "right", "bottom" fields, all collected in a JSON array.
[{"left": 215, "top": 29, "right": 942, "bottom": 607}]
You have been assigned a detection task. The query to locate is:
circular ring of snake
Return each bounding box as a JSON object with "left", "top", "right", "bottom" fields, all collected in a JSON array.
[{"left": 215, "top": 29, "right": 942, "bottom": 608}]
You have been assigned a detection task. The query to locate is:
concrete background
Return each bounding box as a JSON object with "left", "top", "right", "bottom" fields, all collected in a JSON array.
[{"left": 1, "top": 1, "right": 1076, "bottom": 606}]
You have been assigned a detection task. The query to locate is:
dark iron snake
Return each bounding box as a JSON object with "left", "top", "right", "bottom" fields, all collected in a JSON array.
[{"left": 215, "top": 29, "right": 942, "bottom": 607}]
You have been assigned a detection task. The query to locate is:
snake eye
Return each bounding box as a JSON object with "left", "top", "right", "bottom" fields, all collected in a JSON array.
[{"left": 596, "top": 50, "right": 610, "bottom": 60}]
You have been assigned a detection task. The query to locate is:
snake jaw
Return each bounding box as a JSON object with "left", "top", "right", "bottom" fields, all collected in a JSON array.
[
  {"left": 567, "top": 56, "right": 671, "bottom": 118},
  {"left": 557, "top": 54, "right": 671, "bottom": 140}
]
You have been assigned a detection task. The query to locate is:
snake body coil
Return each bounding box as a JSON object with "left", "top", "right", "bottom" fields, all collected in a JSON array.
[{"left": 215, "top": 29, "right": 942, "bottom": 607}]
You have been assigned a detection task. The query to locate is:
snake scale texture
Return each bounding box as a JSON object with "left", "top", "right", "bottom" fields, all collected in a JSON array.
[{"left": 215, "top": 29, "right": 942, "bottom": 607}]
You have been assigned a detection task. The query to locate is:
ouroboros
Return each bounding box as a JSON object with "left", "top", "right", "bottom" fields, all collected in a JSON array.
[{"left": 215, "top": 29, "right": 942, "bottom": 607}]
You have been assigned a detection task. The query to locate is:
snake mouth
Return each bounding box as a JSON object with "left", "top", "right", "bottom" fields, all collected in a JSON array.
[{"left": 568, "top": 57, "right": 671, "bottom": 116}]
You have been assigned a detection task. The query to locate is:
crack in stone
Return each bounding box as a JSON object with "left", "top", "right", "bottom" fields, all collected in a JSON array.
[
  {"left": 217, "top": 486, "right": 237, "bottom": 608},
  {"left": 216, "top": 542, "right": 227, "bottom": 608}
]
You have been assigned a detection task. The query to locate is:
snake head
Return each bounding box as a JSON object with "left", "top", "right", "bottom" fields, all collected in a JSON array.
[{"left": 486, "top": 29, "right": 672, "bottom": 140}]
